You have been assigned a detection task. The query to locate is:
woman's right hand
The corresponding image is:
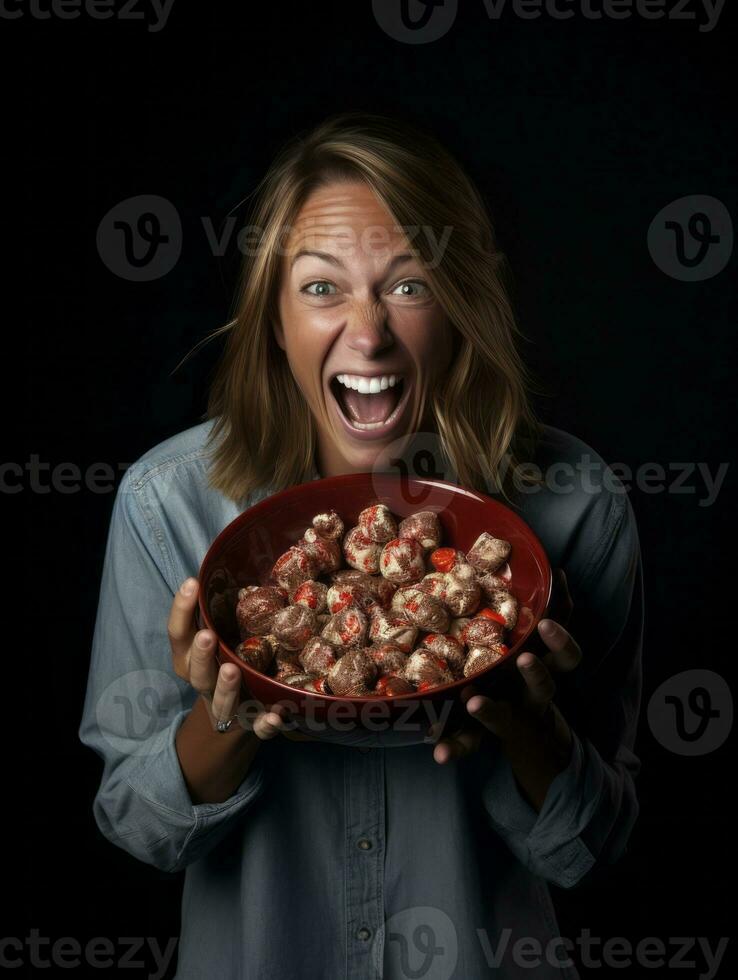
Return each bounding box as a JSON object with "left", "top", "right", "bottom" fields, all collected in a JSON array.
[{"left": 168, "top": 577, "right": 294, "bottom": 739}]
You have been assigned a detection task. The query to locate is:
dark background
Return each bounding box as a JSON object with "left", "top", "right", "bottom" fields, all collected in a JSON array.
[{"left": 16, "top": 1, "right": 735, "bottom": 977}]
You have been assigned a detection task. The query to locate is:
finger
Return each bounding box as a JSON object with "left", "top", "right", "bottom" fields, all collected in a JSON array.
[
  {"left": 537, "top": 619, "right": 583, "bottom": 673},
  {"left": 206, "top": 662, "right": 243, "bottom": 730},
  {"left": 188, "top": 629, "right": 220, "bottom": 696},
  {"left": 433, "top": 727, "right": 483, "bottom": 764},
  {"left": 168, "top": 578, "right": 200, "bottom": 667},
  {"left": 465, "top": 695, "right": 513, "bottom": 737},
  {"left": 253, "top": 703, "right": 295, "bottom": 740},
  {"left": 516, "top": 651, "right": 557, "bottom": 707}
]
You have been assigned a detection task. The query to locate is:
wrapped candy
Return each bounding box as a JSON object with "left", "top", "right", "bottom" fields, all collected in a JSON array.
[
  {"left": 379, "top": 537, "right": 426, "bottom": 585},
  {"left": 390, "top": 586, "right": 450, "bottom": 633},
  {"left": 417, "top": 571, "right": 447, "bottom": 600},
  {"left": 368, "top": 608, "right": 418, "bottom": 653},
  {"left": 420, "top": 633, "right": 466, "bottom": 678},
  {"left": 327, "top": 647, "right": 377, "bottom": 696},
  {"left": 358, "top": 503, "right": 398, "bottom": 543},
  {"left": 312, "top": 509, "right": 344, "bottom": 540},
  {"left": 236, "top": 586, "right": 286, "bottom": 638},
  {"left": 292, "top": 579, "right": 328, "bottom": 613},
  {"left": 279, "top": 671, "right": 315, "bottom": 688},
  {"left": 342, "top": 526, "right": 382, "bottom": 574},
  {"left": 375, "top": 675, "right": 414, "bottom": 696},
  {"left": 271, "top": 604, "right": 317, "bottom": 651},
  {"left": 271, "top": 545, "right": 319, "bottom": 593},
  {"left": 476, "top": 575, "right": 519, "bottom": 629},
  {"left": 466, "top": 532, "right": 511, "bottom": 574},
  {"left": 463, "top": 645, "right": 505, "bottom": 678},
  {"left": 326, "top": 582, "right": 373, "bottom": 615},
  {"left": 300, "top": 527, "right": 342, "bottom": 574},
  {"left": 398, "top": 510, "right": 442, "bottom": 551},
  {"left": 298, "top": 636, "right": 339, "bottom": 677},
  {"left": 403, "top": 650, "right": 454, "bottom": 690},
  {"left": 448, "top": 617, "right": 472, "bottom": 642},
  {"left": 233, "top": 504, "right": 519, "bottom": 697},
  {"left": 320, "top": 605, "right": 369, "bottom": 650},
  {"left": 366, "top": 641, "right": 407, "bottom": 676},
  {"left": 304, "top": 676, "right": 331, "bottom": 694},
  {"left": 234, "top": 636, "right": 274, "bottom": 673},
  {"left": 442, "top": 563, "right": 481, "bottom": 618},
  {"left": 461, "top": 611, "right": 506, "bottom": 649}
]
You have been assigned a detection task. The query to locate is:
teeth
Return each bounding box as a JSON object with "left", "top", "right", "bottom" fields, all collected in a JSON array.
[{"left": 335, "top": 373, "right": 402, "bottom": 394}]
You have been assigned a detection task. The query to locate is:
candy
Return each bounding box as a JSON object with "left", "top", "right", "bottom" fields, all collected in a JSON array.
[
  {"left": 271, "top": 604, "right": 317, "bottom": 651},
  {"left": 343, "top": 526, "right": 382, "bottom": 574},
  {"left": 298, "top": 636, "right": 339, "bottom": 677},
  {"left": 429, "top": 547, "right": 465, "bottom": 573},
  {"left": 403, "top": 650, "right": 454, "bottom": 688},
  {"left": 461, "top": 613, "right": 505, "bottom": 649},
  {"left": 379, "top": 537, "right": 426, "bottom": 585},
  {"left": 233, "top": 505, "right": 519, "bottom": 698},
  {"left": 366, "top": 641, "right": 407, "bottom": 676},
  {"left": 391, "top": 586, "right": 450, "bottom": 633},
  {"left": 463, "top": 646, "right": 504, "bottom": 678},
  {"left": 320, "top": 605, "right": 369, "bottom": 650},
  {"left": 234, "top": 636, "right": 274, "bottom": 673},
  {"left": 478, "top": 585, "right": 519, "bottom": 629},
  {"left": 271, "top": 545, "right": 319, "bottom": 593},
  {"left": 312, "top": 509, "right": 344, "bottom": 540},
  {"left": 358, "top": 503, "right": 398, "bottom": 543},
  {"left": 279, "top": 671, "right": 315, "bottom": 688},
  {"left": 417, "top": 571, "right": 448, "bottom": 600},
  {"left": 368, "top": 609, "right": 418, "bottom": 653},
  {"left": 303, "top": 676, "right": 331, "bottom": 695},
  {"left": 398, "top": 511, "right": 442, "bottom": 550},
  {"left": 420, "top": 633, "right": 466, "bottom": 678},
  {"left": 326, "top": 582, "right": 373, "bottom": 614},
  {"left": 442, "top": 564, "right": 481, "bottom": 617},
  {"left": 375, "top": 675, "right": 415, "bottom": 697},
  {"left": 291, "top": 579, "right": 328, "bottom": 613},
  {"left": 448, "top": 617, "right": 473, "bottom": 642},
  {"left": 300, "top": 528, "right": 342, "bottom": 573},
  {"left": 327, "top": 647, "right": 377, "bottom": 696},
  {"left": 466, "top": 532, "right": 511, "bottom": 574},
  {"left": 236, "top": 586, "right": 286, "bottom": 638}
]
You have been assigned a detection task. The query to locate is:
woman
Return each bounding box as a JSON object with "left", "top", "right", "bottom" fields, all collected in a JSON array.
[{"left": 79, "top": 113, "right": 643, "bottom": 980}]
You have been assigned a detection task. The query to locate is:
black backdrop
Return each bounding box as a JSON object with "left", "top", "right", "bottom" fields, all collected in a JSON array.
[{"left": 17, "top": 2, "right": 735, "bottom": 978}]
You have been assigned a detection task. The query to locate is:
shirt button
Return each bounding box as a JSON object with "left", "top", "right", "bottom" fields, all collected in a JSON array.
[
  {"left": 357, "top": 838, "right": 373, "bottom": 851},
  {"left": 356, "top": 927, "right": 372, "bottom": 941}
]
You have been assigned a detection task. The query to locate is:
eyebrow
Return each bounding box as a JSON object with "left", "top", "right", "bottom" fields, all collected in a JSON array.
[{"left": 289, "top": 250, "right": 417, "bottom": 272}]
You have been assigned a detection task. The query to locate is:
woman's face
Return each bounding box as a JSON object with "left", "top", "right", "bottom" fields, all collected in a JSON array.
[{"left": 275, "top": 180, "right": 456, "bottom": 478}]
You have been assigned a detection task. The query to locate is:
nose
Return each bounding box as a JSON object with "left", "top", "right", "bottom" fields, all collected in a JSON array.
[{"left": 344, "top": 301, "right": 394, "bottom": 358}]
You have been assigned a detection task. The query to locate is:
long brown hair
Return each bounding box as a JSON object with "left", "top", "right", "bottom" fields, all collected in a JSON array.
[{"left": 200, "top": 112, "right": 540, "bottom": 504}]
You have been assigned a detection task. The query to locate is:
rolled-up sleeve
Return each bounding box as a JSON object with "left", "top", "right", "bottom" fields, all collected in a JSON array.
[
  {"left": 481, "top": 486, "right": 643, "bottom": 889},
  {"left": 78, "top": 471, "right": 265, "bottom": 873}
]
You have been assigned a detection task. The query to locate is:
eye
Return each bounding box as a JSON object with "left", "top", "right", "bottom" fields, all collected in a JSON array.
[
  {"left": 391, "top": 279, "right": 431, "bottom": 299},
  {"left": 301, "top": 281, "right": 337, "bottom": 297}
]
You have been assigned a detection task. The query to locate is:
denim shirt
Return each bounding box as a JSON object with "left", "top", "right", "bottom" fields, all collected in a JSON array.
[{"left": 78, "top": 420, "right": 643, "bottom": 980}]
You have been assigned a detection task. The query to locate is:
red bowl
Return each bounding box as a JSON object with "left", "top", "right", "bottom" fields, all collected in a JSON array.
[{"left": 198, "top": 472, "right": 552, "bottom": 744}]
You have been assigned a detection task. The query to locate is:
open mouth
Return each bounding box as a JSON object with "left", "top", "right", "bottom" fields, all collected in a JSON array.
[{"left": 328, "top": 373, "right": 408, "bottom": 431}]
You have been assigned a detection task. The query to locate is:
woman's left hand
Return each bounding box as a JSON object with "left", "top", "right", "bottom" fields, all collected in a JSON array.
[{"left": 431, "top": 618, "right": 583, "bottom": 810}]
